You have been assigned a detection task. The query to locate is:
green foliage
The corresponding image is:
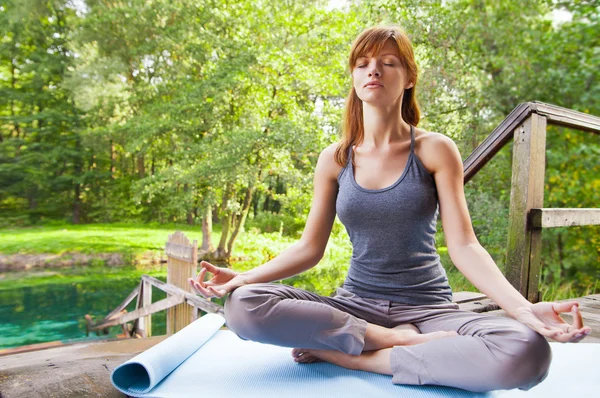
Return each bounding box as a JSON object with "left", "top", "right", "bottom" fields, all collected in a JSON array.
[{"left": 1, "top": 0, "right": 598, "bottom": 298}]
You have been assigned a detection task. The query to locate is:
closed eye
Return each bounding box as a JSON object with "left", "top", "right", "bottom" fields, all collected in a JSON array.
[{"left": 356, "top": 63, "right": 394, "bottom": 68}]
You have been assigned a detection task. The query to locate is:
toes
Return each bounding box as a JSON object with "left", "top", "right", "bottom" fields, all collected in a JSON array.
[{"left": 291, "top": 348, "right": 307, "bottom": 358}]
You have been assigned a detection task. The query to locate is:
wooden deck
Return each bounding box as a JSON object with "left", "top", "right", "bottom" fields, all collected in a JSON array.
[
  {"left": 1, "top": 292, "right": 598, "bottom": 397},
  {"left": 455, "top": 292, "right": 600, "bottom": 343}
]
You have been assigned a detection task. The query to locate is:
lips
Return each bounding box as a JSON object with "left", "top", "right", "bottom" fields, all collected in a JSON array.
[{"left": 364, "top": 80, "right": 383, "bottom": 88}]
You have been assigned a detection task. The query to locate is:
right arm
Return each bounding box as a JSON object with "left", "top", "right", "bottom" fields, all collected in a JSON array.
[{"left": 190, "top": 143, "right": 342, "bottom": 297}]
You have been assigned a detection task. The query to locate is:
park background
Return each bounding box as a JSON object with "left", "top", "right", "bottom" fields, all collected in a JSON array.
[{"left": 0, "top": 0, "right": 598, "bottom": 349}]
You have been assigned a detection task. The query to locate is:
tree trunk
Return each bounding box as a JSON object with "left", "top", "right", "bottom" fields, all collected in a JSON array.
[
  {"left": 216, "top": 213, "right": 233, "bottom": 259},
  {"left": 201, "top": 204, "right": 215, "bottom": 252},
  {"left": 73, "top": 182, "right": 82, "bottom": 224},
  {"left": 110, "top": 140, "right": 116, "bottom": 179},
  {"left": 215, "top": 184, "right": 234, "bottom": 259},
  {"left": 557, "top": 232, "right": 564, "bottom": 280},
  {"left": 73, "top": 139, "right": 83, "bottom": 224},
  {"left": 227, "top": 185, "right": 255, "bottom": 255},
  {"left": 137, "top": 154, "right": 145, "bottom": 178}
]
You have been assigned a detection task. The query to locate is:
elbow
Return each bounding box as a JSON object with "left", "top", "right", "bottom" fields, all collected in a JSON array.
[
  {"left": 447, "top": 240, "right": 481, "bottom": 262},
  {"left": 295, "top": 240, "right": 325, "bottom": 268}
]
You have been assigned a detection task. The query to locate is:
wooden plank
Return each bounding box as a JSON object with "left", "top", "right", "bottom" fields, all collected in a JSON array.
[
  {"left": 142, "top": 279, "right": 152, "bottom": 337},
  {"left": 481, "top": 295, "right": 600, "bottom": 343},
  {"left": 452, "top": 291, "right": 487, "bottom": 303},
  {"left": 102, "top": 284, "right": 139, "bottom": 321},
  {"left": 462, "top": 101, "right": 600, "bottom": 184},
  {"left": 463, "top": 103, "right": 530, "bottom": 183},
  {"left": 90, "top": 295, "right": 184, "bottom": 331},
  {"left": 532, "top": 102, "right": 600, "bottom": 134},
  {"left": 505, "top": 114, "right": 547, "bottom": 302},
  {"left": 142, "top": 275, "right": 224, "bottom": 315},
  {"left": 165, "top": 242, "right": 195, "bottom": 261},
  {"left": 458, "top": 298, "right": 500, "bottom": 313},
  {"left": 529, "top": 208, "right": 600, "bottom": 228},
  {"left": 166, "top": 231, "right": 197, "bottom": 335}
]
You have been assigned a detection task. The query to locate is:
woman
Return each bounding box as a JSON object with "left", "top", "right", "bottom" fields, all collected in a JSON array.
[{"left": 189, "top": 26, "right": 590, "bottom": 392}]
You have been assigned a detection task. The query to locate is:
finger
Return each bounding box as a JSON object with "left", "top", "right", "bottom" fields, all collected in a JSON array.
[
  {"left": 201, "top": 261, "right": 221, "bottom": 275},
  {"left": 552, "top": 301, "right": 579, "bottom": 314},
  {"left": 208, "top": 286, "right": 227, "bottom": 298},
  {"left": 192, "top": 280, "right": 214, "bottom": 298},
  {"left": 195, "top": 267, "right": 207, "bottom": 285},
  {"left": 535, "top": 326, "right": 563, "bottom": 339},
  {"left": 189, "top": 280, "right": 208, "bottom": 298},
  {"left": 551, "top": 330, "right": 579, "bottom": 343},
  {"left": 569, "top": 332, "right": 586, "bottom": 343},
  {"left": 570, "top": 305, "right": 584, "bottom": 330}
]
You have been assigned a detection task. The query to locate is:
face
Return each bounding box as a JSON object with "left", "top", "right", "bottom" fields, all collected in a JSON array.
[{"left": 352, "top": 38, "right": 413, "bottom": 106}]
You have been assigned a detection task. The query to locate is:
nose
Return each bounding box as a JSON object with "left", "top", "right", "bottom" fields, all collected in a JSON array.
[{"left": 367, "top": 60, "right": 381, "bottom": 77}]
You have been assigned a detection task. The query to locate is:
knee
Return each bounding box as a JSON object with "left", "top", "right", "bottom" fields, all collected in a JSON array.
[
  {"left": 497, "top": 326, "right": 552, "bottom": 390},
  {"left": 224, "top": 284, "right": 274, "bottom": 339}
]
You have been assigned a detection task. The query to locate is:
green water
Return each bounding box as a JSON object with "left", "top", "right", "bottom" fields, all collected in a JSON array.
[{"left": 0, "top": 266, "right": 205, "bottom": 349}]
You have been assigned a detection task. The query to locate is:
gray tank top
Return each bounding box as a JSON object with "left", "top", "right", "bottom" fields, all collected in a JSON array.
[{"left": 336, "top": 125, "right": 453, "bottom": 305}]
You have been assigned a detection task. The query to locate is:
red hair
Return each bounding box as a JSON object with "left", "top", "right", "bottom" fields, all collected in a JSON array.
[{"left": 334, "top": 26, "right": 420, "bottom": 167}]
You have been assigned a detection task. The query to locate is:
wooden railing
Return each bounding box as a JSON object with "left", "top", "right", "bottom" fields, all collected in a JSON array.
[
  {"left": 85, "top": 231, "right": 223, "bottom": 338},
  {"left": 462, "top": 101, "right": 600, "bottom": 302},
  {"left": 85, "top": 274, "right": 223, "bottom": 338}
]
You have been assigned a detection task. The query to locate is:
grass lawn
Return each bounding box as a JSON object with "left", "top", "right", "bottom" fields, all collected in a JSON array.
[
  {"left": 0, "top": 222, "right": 204, "bottom": 256},
  {"left": 17, "top": 222, "right": 600, "bottom": 302}
]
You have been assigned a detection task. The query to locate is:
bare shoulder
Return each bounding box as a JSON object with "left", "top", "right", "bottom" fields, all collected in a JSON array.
[
  {"left": 413, "top": 128, "right": 462, "bottom": 174},
  {"left": 316, "top": 142, "right": 344, "bottom": 181}
]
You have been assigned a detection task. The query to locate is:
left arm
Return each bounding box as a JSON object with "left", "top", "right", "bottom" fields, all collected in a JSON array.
[{"left": 424, "top": 133, "right": 590, "bottom": 343}]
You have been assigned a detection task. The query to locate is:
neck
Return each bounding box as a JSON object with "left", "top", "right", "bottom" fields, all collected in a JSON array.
[{"left": 361, "top": 101, "right": 411, "bottom": 149}]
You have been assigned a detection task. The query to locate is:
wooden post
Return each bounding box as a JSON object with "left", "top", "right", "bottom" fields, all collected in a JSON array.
[
  {"left": 166, "top": 231, "right": 198, "bottom": 335},
  {"left": 137, "top": 278, "right": 153, "bottom": 337},
  {"left": 505, "top": 114, "right": 547, "bottom": 302}
]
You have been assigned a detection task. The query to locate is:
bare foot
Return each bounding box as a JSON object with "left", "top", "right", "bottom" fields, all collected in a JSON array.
[
  {"left": 292, "top": 347, "right": 359, "bottom": 369},
  {"left": 396, "top": 328, "right": 458, "bottom": 346},
  {"left": 364, "top": 323, "right": 458, "bottom": 351}
]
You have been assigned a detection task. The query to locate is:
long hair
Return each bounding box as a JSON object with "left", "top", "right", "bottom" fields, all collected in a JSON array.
[{"left": 334, "top": 26, "right": 420, "bottom": 167}]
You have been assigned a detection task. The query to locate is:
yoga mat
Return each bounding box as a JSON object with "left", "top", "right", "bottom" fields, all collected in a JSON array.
[
  {"left": 111, "top": 313, "right": 225, "bottom": 395},
  {"left": 111, "top": 314, "right": 600, "bottom": 397}
]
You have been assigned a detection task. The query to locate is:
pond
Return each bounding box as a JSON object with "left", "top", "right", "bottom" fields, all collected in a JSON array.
[{"left": 0, "top": 266, "right": 224, "bottom": 349}]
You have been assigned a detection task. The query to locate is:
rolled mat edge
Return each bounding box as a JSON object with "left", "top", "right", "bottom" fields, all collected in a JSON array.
[{"left": 111, "top": 313, "right": 226, "bottom": 396}]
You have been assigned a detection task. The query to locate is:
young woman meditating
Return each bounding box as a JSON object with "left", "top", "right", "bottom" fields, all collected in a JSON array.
[{"left": 189, "top": 26, "right": 591, "bottom": 392}]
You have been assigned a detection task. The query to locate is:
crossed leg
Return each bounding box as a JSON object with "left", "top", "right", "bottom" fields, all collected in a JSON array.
[{"left": 292, "top": 323, "right": 455, "bottom": 368}]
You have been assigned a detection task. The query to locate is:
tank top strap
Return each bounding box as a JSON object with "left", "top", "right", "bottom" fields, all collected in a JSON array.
[{"left": 409, "top": 125, "right": 415, "bottom": 153}]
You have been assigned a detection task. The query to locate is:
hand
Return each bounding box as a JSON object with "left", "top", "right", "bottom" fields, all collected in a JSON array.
[
  {"left": 188, "top": 260, "right": 244, "bottom": 298},
  {"left": 513, "top": 301, "right": 592, "bottom": 343}
]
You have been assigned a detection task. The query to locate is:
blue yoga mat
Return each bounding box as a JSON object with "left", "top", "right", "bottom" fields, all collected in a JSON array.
[{"left": 111, "top": 314, "right": 600, "bottom": 397}]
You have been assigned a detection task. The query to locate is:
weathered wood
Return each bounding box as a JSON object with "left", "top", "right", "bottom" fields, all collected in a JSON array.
[
  {"left": 142, "top": 279, "right": 152, "bottom": 337},
  {"left": 166, "top": 231, "right": 198, "bottom": 335},
  {"left": 165, "top": 242, "right": 195, "bottom": 261},
  {"left": 452, "top": 291, "right": 487, "bottom": 303},
  {"left": 463, "top": 101, "right": 600, "bottom": 183},
  {"left": 505, "top": 114, "right": 547, "bottom": 303},
  {"left": 90, "top": 294, "right": 184, "bottom": 331},
  {"left": 463, "top": 293, "right": 600, "bottom": 343},
  {"left": 143, "top": 275, "right": 224, "bottom": 315},
  {"left": 463, "top": 103, "right": 530, "bottom": 183},
  {"left": 532, "top": 102, "right": 600, "bottom": 134},
  {"left": 458, "top": 298, "right": 500, "bottom": 313},
  {"left": 103, "top": 285, "right": 139, "bottom": 321},
  {"left": 133, "top": 280, "right": 144, "bottom": 337},
  {"left": 529, "top": 208, "right": 600, "bottom": 228}
]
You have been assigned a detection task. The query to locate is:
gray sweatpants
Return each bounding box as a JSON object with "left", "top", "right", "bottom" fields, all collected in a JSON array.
[{"left": 224, "top": 283, "right": 552, "bottom": 393}]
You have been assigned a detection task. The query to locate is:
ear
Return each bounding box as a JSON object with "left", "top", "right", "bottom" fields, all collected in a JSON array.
[{"left": 405, "top": 81, "right": 414, "bottom": 89}]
